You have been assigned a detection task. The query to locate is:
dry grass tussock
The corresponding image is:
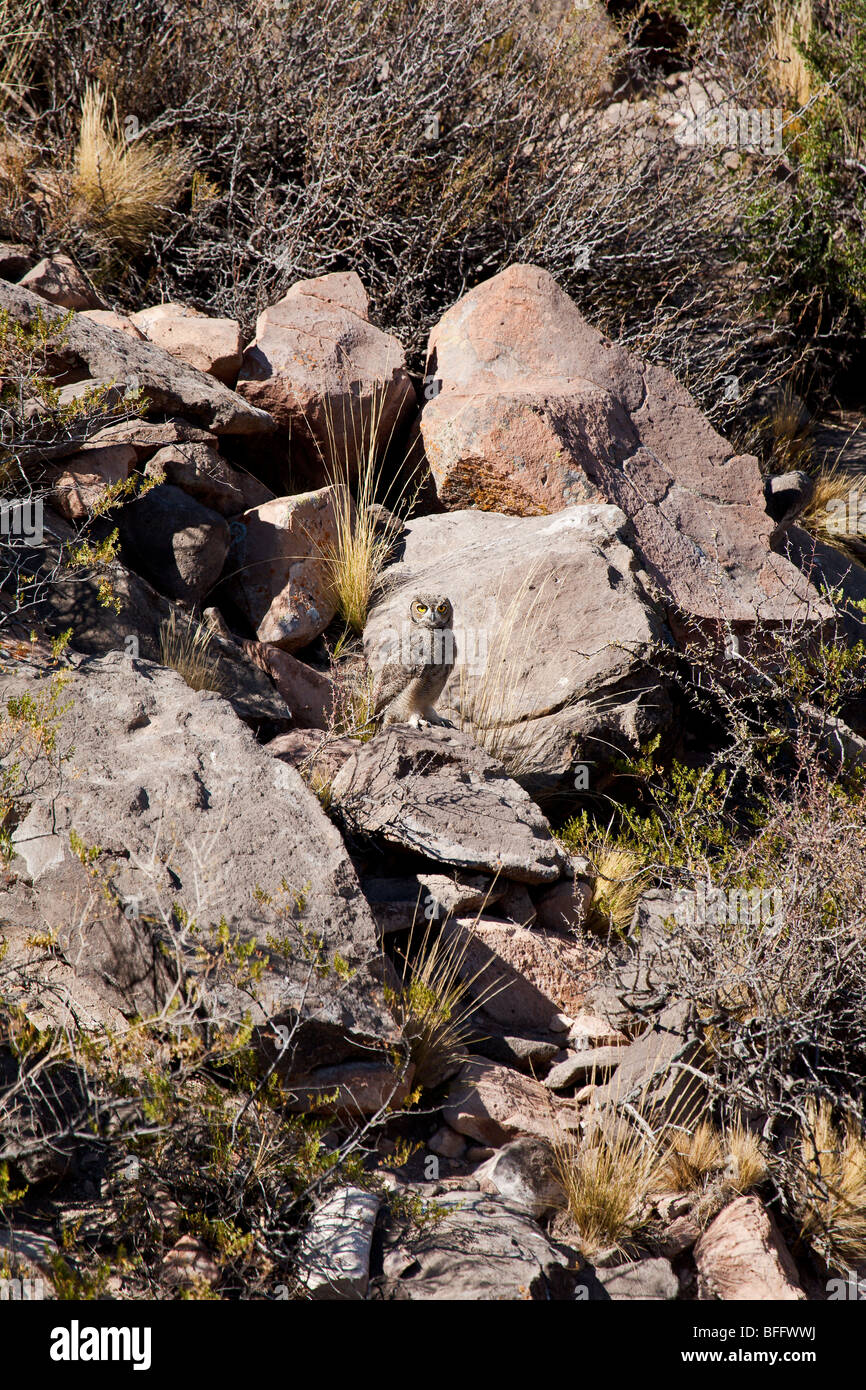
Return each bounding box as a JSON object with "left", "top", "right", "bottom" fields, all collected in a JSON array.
[
  {"left": 790, "top": 1098, "right": 866, "bottom": 1269},
  {"left": 158, "top": 610, "right": 225, "bottom": 695},
  {"left": 314, "top": 382, "right": 421, "bottom": 637},
  {"left": 62, "top": 83, "right": 191, "bottom": 254}
]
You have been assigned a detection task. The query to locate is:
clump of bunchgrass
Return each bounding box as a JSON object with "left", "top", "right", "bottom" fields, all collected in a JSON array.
[
  {"left": 66, "top": 82, "right": 190, "bottom": 254},
  {"left": 158, "top": 610, "right": 224, "bottom": 694},
  {"left": 790, "top": 1098, "right": 866, "bottom": 1270}
]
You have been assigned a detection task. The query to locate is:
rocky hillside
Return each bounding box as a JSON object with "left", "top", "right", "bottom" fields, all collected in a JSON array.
[{"left": 1, "top": 0, "right": 865, "bottom": 1312}]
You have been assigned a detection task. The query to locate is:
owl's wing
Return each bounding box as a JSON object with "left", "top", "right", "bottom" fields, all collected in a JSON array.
[{"left": 372, "top": 657, "right": 419, "bottom": 715}]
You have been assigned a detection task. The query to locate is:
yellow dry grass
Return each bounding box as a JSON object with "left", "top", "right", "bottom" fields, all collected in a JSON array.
[
  {"left": 770, "top": 0, "right": 813, "bottom": 108},
  {"left": 68, "top": 83, "right": 190, "bottom": 253},
  {"left": 792, "top": 1099, "right": 866, "bottom": 1268},
  {"left": 158, "top": 611, "right": 225, "bottom": 695},
  {"left": 318, "top": 382, "right": 420, "bottom": 636},
  {"left": 801, "top": 464, "right": 864, "bottom": 558}
]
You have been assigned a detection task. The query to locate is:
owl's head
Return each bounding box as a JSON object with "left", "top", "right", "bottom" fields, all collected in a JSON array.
[{"left": 409, "top": 594, "right": 453, "bottom": 628}]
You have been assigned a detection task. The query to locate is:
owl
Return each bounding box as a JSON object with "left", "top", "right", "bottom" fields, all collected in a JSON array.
[{"left": 372, "top": 594, "right": 456, "bottom": 729}]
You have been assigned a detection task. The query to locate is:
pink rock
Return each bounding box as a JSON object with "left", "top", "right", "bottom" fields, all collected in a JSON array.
[
  {"left": 236, "top": 271, "right": 416, "bottom": 485},
  {"left": 244, "top": 642, "right": 334, "bottom": 728},
  {"left": 442, "top": 1059, "right": 564, "bottom": 1147},
  {"left": 443, "top": 917, "right": 606, "bottom": 1030},
  {"left": 48, "top": 443, "right": 135, "bottom": 521},
  {"left": 225, "top": 487, "right": 346, "bottom": 651},
  {"left": 422, "top": 264, "right": 826, "bottom": 631},
  {"left": 694, "top": 1196, "right": 805, "bottom": 1300},
  {"left": 162, "top": 1236, "right": 220, "bottom": 1288},
  {"left": 79, "top": 308, "right": 146, "bottom": 340},
  {"left": 131, "top": 302, "right": 244, "bottom": 385},
  {"left": 19, "top": 254, "right": 104, "bottom": 310}
]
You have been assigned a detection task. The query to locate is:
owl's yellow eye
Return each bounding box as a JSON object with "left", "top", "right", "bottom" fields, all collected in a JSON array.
[
  {"left": 415, "top": 603, "right": 427, "bottom": 613},
  {"left": 437, "top": 603, "right": 447, "bottom": 613}
]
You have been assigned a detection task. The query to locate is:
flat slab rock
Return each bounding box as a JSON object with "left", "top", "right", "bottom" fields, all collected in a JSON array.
[
  {"left": 442, "top": 1058, "right": 567, "bottom": 1147},
  {"left": 0, "top": 279, "right": 274, "bottom": 436},
  {"left": 330, "top": 725, "right": 566, "bottom": 884},
  {"left": 1, "top": 651, "right": 396, "bottom": 1078},
  {"left": 373, "top": 1190, "right": 580, "bottom": 1300},
  {"left": 694, "top": 1196, "right": 805, "bottom": 1301}
]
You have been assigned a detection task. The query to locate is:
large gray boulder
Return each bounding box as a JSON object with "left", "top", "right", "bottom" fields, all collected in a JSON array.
[
  {"left": 1, "top": 652, "right": 397, "bottom": 1080},
  {"left": 363, "top": 504, "right": 673, "bottom": 786},
  {"left": 421, "top": 264, "right": 827, "bottom": 632},
  {"left": 0, "top": 279, "right": 275, "bottom": 436}
]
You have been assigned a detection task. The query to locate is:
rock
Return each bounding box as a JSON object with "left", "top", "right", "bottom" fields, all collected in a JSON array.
[
  {"left": 118, "top": 483, "right": 230, "bottom": 603},
  {"left": 587, "top": 1002, "right": 706, "bottom": 1132},
  {"left": 416, "top": 871, "right": 504, "bottom": 918},
  {"left": 265, "top": 729, "right": 359, "bottom": 784},
  {"left": 330, "top": 725, "right": 566, "bottom": 884},
  {"left": 595, "top": 1256, "right": 679, "bottom": 1300},
  {"left": 19, "top": 253, "right": 104, "bottom": 310},
  {"left": 162, "top": 1236, "right": 220, "bottom": 1289},
  {"left": 90, "top": 418, "right": 219, "bottom": 459},
  {"left": 361, "top": 870, "right": 505, "bottom": 936},
  {"left": 29, "top": 522, "right": 292, "bottom": 735},
  {"left": 1, "top": 847, "right": 172, "bottom": 1032},
  {"left": 225, "top": 487, "right": 342, "bottom": 650},
  {"left": 286, "top": 1059, "right": 413, "bottom": 1118},
  {"left": 144, "top": 442, "right": 246, "bottom": 515},
  {"left": 236, "top": 271, "right": 416, "bottom": 486},
  {"left": 586, "top": 889, "right": 690, "bottom": 1025},
  {"left": 534, "top": 877, "right": 593, "bottom": 931},
  {"left": 475, "top": 1035, "right": 563, "bottom": 1074},
  {"left": 567, "top": 1012, "right": 629, "bottom": 1050},
  {"left": 364, "top": 504, "right": 673, "bottom": 788},
  {"left": 783, "top": 525, "right": 866, "bottom": 655},
  {"left": 131, "top": 302, "right": 244, "bottom": 384},
  {"left": 694, "top": 1197, "right": 805, "bottom": 1301},
  {"left": 0, "top": 1225, "right": 59, "bottom": 1280},
  {"left": 442, "top": 917, "right": 605, "bottom": 1030},
  {"left": 475, "top": 1137, "right": 565, "bottom": 1218},
  {"left": 47, "top": 443, "right": 135, "bottom": 520},
  {"left": 0, "top": 652, "right": 398, "bottom": 1080},
  {"left": 442, "top": 1059, "right": 563, "bottom": 1147},
  {"left": 0, "top": 279, "right": 275, "bottom": 435},
  {"left": 245, "top": 642, "right": 333, "bottom": 728},
  {"left": 544, "top": 1047, "right": 627, "bottom": 1091},
  {"left": 427, "top": 1126, "right": 466, "bottom": 1159},
  {"left": 0, "top": 240, "right": 34, "bottom": 280},
  {"left": 548, "top": 1011, "right": 572, "bottom": 1033},
  {"left": 499, "top": 880, "right": 536, "bottom": 925},
  {"left": 653, "top": 1212, "right": 703, "bottom": 1258},
  {"left": 764, "top": 470, "right": 814, "bottom": 528},
  {"left": 374, "top": 1190, "right": 580, "bottom": 1300},
  {"left": 79, "top": 309, "right": 146, "bottom": 341},
  {"left": 297, "top": 1187, "right": 381, "bottom": 1300},
  {"left": 422, "top": 264, "right": 826, "bottom": 633}
]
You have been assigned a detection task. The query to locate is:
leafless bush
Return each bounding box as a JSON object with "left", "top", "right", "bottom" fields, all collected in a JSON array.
[{"left": 1, "top": 0, "right": 814, "bottom": 419}]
